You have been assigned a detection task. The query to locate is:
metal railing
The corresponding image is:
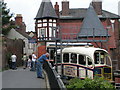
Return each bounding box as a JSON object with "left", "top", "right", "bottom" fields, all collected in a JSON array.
[{"left": 43, "top": 61, "right": 66, "bottom": 90}]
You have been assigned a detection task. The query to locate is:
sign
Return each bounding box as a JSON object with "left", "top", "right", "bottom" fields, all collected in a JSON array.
[
  {"left": 28, "top": 39, "right": 36, "bottom": 43},
  {"left": 64, "top": 65, "right": 77, "bottom": 77}
]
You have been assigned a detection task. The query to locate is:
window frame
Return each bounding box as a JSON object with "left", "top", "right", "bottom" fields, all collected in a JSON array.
[
  {"left": 70, "top": 53, "right": 77, "bottom": 64},
  {"left": 63, "top": 53, "right": 70, "bottom": 63},
  {"left": 78, "top": 54, "right": 86, "bottom": 66}
]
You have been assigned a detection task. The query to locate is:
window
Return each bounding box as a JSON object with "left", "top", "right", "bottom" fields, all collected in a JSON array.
[
  {"left": 38, "top": 24, "right": 42, "bottom": 27},
  {"left": 78, "top": 55, "right": 85, "bottom": 65},
  {"left": 105, "top": 55, "right": 111, "bottom": 66},
  {"left": 50, "top": 49, "right": 55, "bottom": 60},
  {"left": 43, "top": 19, "right": 47, "bottom": 22},
  {"left": 94, "top": 53, "right": 99, "bottom": 64},
  {"left": 87, "top": 57, "right": 92, "bottom": 65},
  {"left": 71, "top": 53, "right": 77, "bottom": 63},
  {"left": 94, "top": 51, "right": 107, "bottom": 64},
  {"left": 51, "top": 27, "right": 56, "bottom": 37},
  {"left": 63, "top": 53, "right": 69, "bottom": 63},
  {"left": 57, "top": 55, "right": 61, "bottom": 63},
  {"left": 49, "top": 19, "right": 52, "bottom": 22},
  {"left": 38, "top": 20, "right": 42, "bottom": 23},
  {"left": 100, "top": 53, "right": 105, "bottom": 64},
  {"left": 53, "top": 19, "right": 56, "bottom": 22},
  {"left": 40, "top": 28, "right": 46, "bottom": 39}
]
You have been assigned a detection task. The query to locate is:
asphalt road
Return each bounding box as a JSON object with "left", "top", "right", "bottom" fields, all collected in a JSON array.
[{"left": 2, "top": 67, "right": 47, "bottom": 89}]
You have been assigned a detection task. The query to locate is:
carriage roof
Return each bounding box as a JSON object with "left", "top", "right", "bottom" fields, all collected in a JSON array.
[{"left": 62, "top": 47, "right": 108, "bottom": 60}]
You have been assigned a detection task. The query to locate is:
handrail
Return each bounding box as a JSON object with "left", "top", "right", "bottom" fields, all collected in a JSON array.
[{"left": 43, "top": 61, "right": 66, "bottom": 90}]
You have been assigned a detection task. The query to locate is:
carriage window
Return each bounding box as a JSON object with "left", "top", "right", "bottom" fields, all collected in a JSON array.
[
  {"left": 105, "top": 55, "right": 111, "bottom": 66},
  {"left": 79, "top": 55, "right": 85, "bottom": 65},
  {"left": 50, "top": 49, "right": 55, "bottom": 59},
  {"left": 63, "top": 53, "right": 69, "bottom": 62},
  {"left": 57, "top": 55, "right": 61, "bottom": 63},
  {"left": 71, "top": 53, "right": 77, "bottom": 63},
  {"left": 94, "top": 53, "right": 99, "bottom": 64},
  {"left": 100, "top": 53, "right": 105, "bottom": 64},
  {"left": 87, "top": 57, "right": 92, "bottom": 65}
]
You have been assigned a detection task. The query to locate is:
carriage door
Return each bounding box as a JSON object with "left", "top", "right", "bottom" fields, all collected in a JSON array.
[
  {"left": 78, "top": 55, "right": 86, "bottom": 78},
  {"left": 86, "top": 56, "right": 93, "bottom": 79}
]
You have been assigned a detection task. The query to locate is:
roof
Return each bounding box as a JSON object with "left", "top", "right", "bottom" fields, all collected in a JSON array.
[
  {"left": 77, "top": 5, "right": 109, "bottom": 37},
  {"left": 60, "top": 8, "right": 120, "bottom": 19},
  {"left": 62, "top": 47, "right": 108, "bottom": 61},
  {"left": 35, "top": 0, "right": 58, "bottom": 19},
  {"left": 16, "top": 29, "right": 31, "bottom": 39}
]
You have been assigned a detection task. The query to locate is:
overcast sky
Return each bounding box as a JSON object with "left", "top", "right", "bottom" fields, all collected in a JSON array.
[{"left": 4, "top": 0, "right": 120, "bottom": 32}]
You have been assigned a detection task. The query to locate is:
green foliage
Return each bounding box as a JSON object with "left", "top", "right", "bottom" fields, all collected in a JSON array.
[
  {"left": 0, "top": 1, "right": 14, "bottom": 35},
  {"left": 66, "top": 77, "right": 115, "bottom": 90}
]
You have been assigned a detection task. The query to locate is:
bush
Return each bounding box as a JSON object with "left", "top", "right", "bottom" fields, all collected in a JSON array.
[{"left": 66, "top": 77, "right": 115, "bottom": 90}]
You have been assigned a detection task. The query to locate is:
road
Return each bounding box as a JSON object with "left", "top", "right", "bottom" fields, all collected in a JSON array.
[{"left": 2, "top": 67, "right": 47, "bottom": 89}]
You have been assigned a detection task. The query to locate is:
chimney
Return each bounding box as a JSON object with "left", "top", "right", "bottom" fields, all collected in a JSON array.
[
  {"left": 92, "top": 0, "right": 102, "bottom": 15},
  {"left": 62, "top": 0, "right": 69, "bottom": 16},
  {"left": 15, "top": 14, "right": 23, "bottom": 25},
  {"left": 54, "top": 2, "right": 59, "bottom": 17}
]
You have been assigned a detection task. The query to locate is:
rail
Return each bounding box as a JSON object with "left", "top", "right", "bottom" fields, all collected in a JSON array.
[{"left": 43, "top": 61, "right": 66, "bottom": 90}]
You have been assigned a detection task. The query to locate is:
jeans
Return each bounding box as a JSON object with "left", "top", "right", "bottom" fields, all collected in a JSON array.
[
  {"left": 36, "top": 62, "right": 43, "bottom": 77},
  {"left": 12, "top": 62, "right": 16, "bottom": 69},
  {"left": 30, "top": 61, "right": 36, "bottom": 71}
]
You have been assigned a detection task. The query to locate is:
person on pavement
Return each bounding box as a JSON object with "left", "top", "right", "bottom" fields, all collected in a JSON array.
[
  {"left": 11, "top": 53, "right": 17, "bottom": 70},
  {"left": 28, "top": 54, "right": 32, "bottom": 69},
  {"left": 36, "top": 53, "right": 53, "bottom": 79},
  {"left": 30, "top": 52, "right": 37, "bottom": 71},
  {"left": 22, "top": 53, "right": 28, "bottom": 69}
]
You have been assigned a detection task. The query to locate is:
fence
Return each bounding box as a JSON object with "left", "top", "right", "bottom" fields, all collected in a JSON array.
[{"left": 44, "top": 60, "right": 66, "bottom": 90}]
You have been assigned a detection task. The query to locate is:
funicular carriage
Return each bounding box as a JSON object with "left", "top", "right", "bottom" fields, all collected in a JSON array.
[{"left": 47, "top": 43, "right": 113, "bottom": 81}]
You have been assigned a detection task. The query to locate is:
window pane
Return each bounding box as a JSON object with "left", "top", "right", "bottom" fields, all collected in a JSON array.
[
  {"left": 50, "top": 50, "right": 55, "bottom": 59},
  {"left": 94, "top": 53, "right": 99, "bottom": 64},
  {"left": 53, "top": 19, "right": 56, "bottom": 22},
  {"left": 71, "top": 53, "right": 77, "bottom": 63},
  {"left": 49, "top": 19, "right": 52, "bottom": 22},
  {"left": 43, "top": 19, "right": 47, "bottom": 22},
  {"left": 57, "top": 55, "right": 61, "bottom": 63},
  {"left": 79, "top": 55, "right": 85, "bottom": 65},
  {"left": 63, "top": 53, "right": 69, "bottom": 62},
  {"left": 100, "top": 53, "right": 105, "bottom": 64},
  {"left": 87, "top": 57, "right": 92, "bottom": 65}
]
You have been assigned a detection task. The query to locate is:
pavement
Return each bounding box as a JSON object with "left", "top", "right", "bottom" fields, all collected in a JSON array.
[{"left": 2, "top": 67, "right": 48, "bottom": 89}]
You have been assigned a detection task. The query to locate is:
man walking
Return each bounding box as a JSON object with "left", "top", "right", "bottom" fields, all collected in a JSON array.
[
  {"left": 11, "top": 53, "right": 17, "bottom": 70},
  {"left": 36, "top": 53, "right": 53, "bottom": 79}
]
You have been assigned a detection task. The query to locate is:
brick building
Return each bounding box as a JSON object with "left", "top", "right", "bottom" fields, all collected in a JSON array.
[{"left": 35, "top": 0, "right": 120, "bottom": 70}]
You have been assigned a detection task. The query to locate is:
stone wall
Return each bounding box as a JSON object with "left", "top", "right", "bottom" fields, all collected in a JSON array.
[{"left": 2, "top": 37, "right": 24, "bottom": 69}]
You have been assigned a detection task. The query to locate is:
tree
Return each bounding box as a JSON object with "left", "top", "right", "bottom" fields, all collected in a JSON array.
[
  {"left": 0, "top": 1, "right": 14, "bottom": 35},
  {"left": 66, "top": 77, "right": 115, "bottom": 90}
]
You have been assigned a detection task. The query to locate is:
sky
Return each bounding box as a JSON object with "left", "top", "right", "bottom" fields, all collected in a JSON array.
[{"left": 4, "top": 0, "right": 120, "bottom": 32}]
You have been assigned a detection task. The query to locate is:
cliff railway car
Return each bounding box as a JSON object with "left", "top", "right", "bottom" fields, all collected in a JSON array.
[{"left": 55, "top": 46, "right": 113, "bottom": 81}]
